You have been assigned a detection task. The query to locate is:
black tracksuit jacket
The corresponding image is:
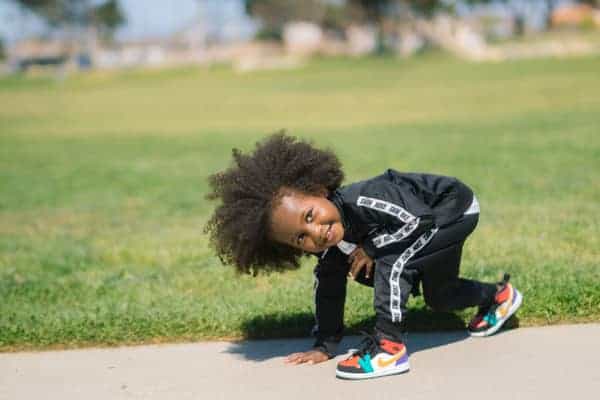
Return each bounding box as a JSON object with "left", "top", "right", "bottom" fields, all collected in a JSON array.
[{"left": 312, "top": 170, "right": 474, "bottom": 355}]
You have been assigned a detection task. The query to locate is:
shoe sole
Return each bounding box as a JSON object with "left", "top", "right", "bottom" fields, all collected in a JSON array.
[
  {"left": 470, "top": 289, "right": 523, "bottom": 338},
  {"left": 336, "top": 361, "right": 410, "bottom": 380}
]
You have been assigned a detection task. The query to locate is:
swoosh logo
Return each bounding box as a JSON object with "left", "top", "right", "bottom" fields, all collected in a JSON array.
[{"left": 376, "top": 347, "right": 407, "bottom": 368}]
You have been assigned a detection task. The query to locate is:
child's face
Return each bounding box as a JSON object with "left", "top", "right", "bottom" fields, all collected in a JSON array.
[{"left": 269, "top": 188, "right": 344, "bottom": 253}]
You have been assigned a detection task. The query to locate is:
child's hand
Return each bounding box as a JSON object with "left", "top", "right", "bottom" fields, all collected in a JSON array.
[
  {"left": 348, "top": 247, "right": 374, "bottom": 280},
  {"left": 284, "top": 349, "right": 329, "bottom": 365}
]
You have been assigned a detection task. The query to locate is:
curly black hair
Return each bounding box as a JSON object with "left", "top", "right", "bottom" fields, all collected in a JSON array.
[{"left": 205, "top": 132, "right": 344, "bottom": 274}]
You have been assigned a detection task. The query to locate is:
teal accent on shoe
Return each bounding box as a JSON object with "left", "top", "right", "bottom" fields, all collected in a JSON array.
[
  {"left": 358, "top": 354, "right": 374, "bottom": 373},
  {"left": 484, "top": 312, "right": 497, "bottom": 326}
]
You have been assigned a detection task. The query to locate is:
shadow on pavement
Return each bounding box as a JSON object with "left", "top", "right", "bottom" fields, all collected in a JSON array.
[
  {"left": 223, "top": 312, "right": 315, "bottom": 362},
  {"left": 224, "top": 337, "right": 313, "bottom": 362},
  {"left": 222, "top": 308, "right": 503, "bottom": 361}
]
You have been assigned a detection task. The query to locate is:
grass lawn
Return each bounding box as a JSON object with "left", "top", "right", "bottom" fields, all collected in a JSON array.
[{"left": 1, "top": 54, "right": 599, "bottom": 351}]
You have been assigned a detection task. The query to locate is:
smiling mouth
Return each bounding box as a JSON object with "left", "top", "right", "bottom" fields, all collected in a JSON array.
[{"left": 322, "top": 223, "right": 333, "bottom": 245}]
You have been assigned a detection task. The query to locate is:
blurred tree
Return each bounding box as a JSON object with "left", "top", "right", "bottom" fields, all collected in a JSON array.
[
  {"left": 14, "top": 0, "right": 125, "bottom": 38},
  {"left": 15, "top": 0, "right": 90, "bottom": 27},
  {"left": 245, "top": 0, "right": 496, "bottom": 39},
  {"left": 0, "top": 37, "right": 5, "bottom": 61},
  {"left": 246, "top": 0, "right": 570, "bottom": 50},
  {"left": 347, "top": 0, "right": 499, "bottom": 52},
  {"left": 348, "top": 0, "right": 495, "bottom": 23},
  {"left": 245, "top": 0, "right": 328, "bottom": 39},
  {"left": 91, "top": 0, "right": 125, "bottom": 41}
]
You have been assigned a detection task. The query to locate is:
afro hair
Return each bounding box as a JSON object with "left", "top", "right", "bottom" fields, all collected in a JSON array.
[{"left": 205, "top": 132, "right": 344, "bottom": 273}]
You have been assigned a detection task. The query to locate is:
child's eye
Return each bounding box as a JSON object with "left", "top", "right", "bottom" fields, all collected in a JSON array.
[
  {"left": 297, "top": 233, "right": 305, "bottom": 245},
  {"left": 305, "top": 209, "right": 313, "bottom": 223}
]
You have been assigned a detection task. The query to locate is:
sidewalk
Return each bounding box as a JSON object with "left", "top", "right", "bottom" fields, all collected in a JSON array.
[{"left": 1, "top": 324, "right": 599, "bottom": 400}]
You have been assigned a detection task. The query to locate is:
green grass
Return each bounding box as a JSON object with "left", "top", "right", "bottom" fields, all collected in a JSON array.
[{"left": 1, "top": 54, "right": 599, "bottom": 351}]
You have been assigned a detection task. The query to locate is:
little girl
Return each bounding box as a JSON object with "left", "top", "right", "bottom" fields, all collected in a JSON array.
[{"left": 205, "top": 133, "right": 522, "bottom": 380}]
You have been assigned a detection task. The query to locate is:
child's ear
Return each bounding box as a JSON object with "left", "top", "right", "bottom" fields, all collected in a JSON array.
[{"left": 316, "top": 186, "right": 329, "bottom": 197}]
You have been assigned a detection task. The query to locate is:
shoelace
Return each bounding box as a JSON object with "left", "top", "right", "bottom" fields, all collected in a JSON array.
[
  {"left": 500, "top": 273, "right": 511, "bottom": 287},
  {"left": 352, "top": 331, "right": 380, "bottom": 358},
  {"left": 480, "top": 273, "right": 512, "bottom": 324}
]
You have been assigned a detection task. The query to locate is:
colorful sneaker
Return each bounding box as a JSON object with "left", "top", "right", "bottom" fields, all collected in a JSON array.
[
  {"left": 335, "top": 333, "right": 410, "bottom": 380},
  {"left": 469, "top": 273, "right": 523, "bottom": 337}
]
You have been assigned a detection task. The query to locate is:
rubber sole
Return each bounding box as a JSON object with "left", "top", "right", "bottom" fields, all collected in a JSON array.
[
  {"left": 470, "top": 289, "right": 523, "bottom": 338},
  {"left": 336, "top": 361, "right": 410, "bottom": 380}
]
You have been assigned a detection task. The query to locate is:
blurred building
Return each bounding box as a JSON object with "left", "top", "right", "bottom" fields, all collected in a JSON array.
[{"left": 551, "top": 2, "right": 600, "bottom": 27}]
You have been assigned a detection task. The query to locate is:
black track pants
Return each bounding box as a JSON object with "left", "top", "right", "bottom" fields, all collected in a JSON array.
[{"left": 358, "top": 213, "right": 497, "bottom": 341}]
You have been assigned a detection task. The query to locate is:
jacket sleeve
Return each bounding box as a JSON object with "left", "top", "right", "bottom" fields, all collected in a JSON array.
[
  {"left": 347, "top": 179, "right": 437, "bottom": 260},
  {"left": 387, "top": 170, "right": 474, "bottom": 227},
  {"left": 312, "top": 248, "right": 349, "bottom": 357}
]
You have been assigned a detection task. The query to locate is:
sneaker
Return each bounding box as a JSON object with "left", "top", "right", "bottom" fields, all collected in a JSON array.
[
  {"left": 336, "top": 333, "right": 410, "bottom": 380},
  {"left": 469, "top": 273, "right": 523, "bottom": 337}
]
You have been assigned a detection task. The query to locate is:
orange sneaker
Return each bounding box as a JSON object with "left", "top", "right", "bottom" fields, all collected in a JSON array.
[
  {"left": 336, "top": 333, "right": 409, "bottom": 380},
  {"left": 469, "top": 274, "right": 523, "bottom": 337}
]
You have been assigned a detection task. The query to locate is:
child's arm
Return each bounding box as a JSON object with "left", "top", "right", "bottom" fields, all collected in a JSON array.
[
  {"left": 312, "top": 248, "right": 348, "bottom": 356},
  {"left": 284, "top": 244, "right": 374, "bottom": 364},
  {"left": 345, "top": 179, "right": 437, "bottom": 261},
  {"left": 348, "top": 246, "right": 374, "bottom": 280},
  {"left": 386, "top": 170, "right": 474, "bottom": 227},
  {"left": 285, "top": 248, "right": 348, "bottom": 365}
]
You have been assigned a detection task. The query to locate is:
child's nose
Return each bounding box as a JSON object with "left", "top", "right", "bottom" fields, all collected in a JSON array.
[{"left": 308, "top": 223, "right": 324, "bottom": 243}]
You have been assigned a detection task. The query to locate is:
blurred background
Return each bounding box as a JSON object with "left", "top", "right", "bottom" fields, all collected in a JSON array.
[
  {"left": 1, "top": 1, "right": 599, "bottom": 350},
  {"left": 1, "top": 0, "right": 600, "bottom": 72}
]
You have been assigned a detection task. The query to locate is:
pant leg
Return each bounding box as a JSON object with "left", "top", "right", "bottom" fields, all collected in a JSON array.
[
  {"left": 419, "top": 241, "right": 496, "bottom": 311},
  {"left": 371, "top": 252, "right": 415, "bottom": 341},
  {"left": 357, "top": 213, "right": 495, "bottom": 340},
  {"left": 413, "top": 214, "right": 496, "bottom": 311},
  {"left": 418, "top": 213, "right": 478, "bottom": 257}
]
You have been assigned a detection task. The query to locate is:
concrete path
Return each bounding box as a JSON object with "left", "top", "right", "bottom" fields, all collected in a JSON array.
[{"left": 1, "top": 324, "right": 599, "bottom": 400}]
